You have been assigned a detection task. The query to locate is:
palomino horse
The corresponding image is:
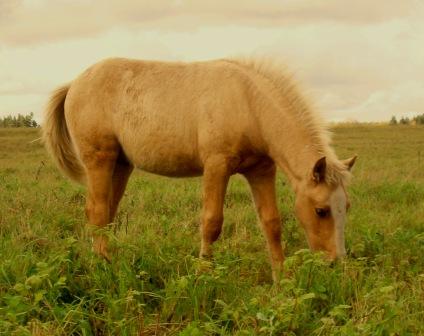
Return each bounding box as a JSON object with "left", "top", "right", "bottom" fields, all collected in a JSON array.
[{"left": 43, "top": 57, "right": 356, "bottom": 281}]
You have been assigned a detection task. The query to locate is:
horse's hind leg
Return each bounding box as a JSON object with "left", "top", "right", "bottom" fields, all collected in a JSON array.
[
  {"left": 200, "top": 156, "right": 231, "bottom": 258},
  {"left": 109, "top": 154, "right": 133, "bottom": 222},
  {"left": 243, "top": 161, "right": 284, "bottom": 283},
  {"left": 82, "top": 142, "right": 118, "bottom": 261}
]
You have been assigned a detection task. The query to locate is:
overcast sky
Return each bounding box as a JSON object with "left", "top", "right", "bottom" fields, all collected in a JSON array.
[{"left": 1, "top": 0, "right": 423, "bottom": 122}]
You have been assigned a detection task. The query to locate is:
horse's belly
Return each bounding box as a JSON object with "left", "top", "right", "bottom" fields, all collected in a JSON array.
[
  {"left": 122, "top": 140, "right": 203, "bottom": 177},
  {"left": 135, "top": 154, "right": 203, "bottom": 177}
]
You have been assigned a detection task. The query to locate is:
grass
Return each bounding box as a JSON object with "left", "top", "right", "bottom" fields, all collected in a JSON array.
[{"left": 0, "top": 125, "right": 423, "bottom": 335}]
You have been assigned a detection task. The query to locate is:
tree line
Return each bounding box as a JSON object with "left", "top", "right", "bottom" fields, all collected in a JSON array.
[
  {"left": 0, "top": 113, "right": 38, "bottom": 128},
  {"left": 1, "top": 112, "right": 423, "bottom": 128},
  {"left": 390, "top": 113, "right": 424, "bottom": 125}
]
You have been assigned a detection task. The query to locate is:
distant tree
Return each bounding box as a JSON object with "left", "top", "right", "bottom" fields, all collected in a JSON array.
[
  {"left": 399, "top": 117, "right": 410, "bottom": 125},
  {"left": 413, "top": 113, "right": 424, "bottom": 125},
  {"left": 0, "top": 112, "right": 38, "bottom": 128},
  {"left": 389, "top": 116, "right": 398, "bottom": 125}
]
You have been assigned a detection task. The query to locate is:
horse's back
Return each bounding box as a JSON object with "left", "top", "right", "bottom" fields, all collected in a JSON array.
[{"left": 64, "top": 58, "right": 264, "bottom": 177}]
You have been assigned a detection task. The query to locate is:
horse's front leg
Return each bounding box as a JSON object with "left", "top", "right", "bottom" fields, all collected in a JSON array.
[
  {"left": 199, "top": 156, "right": 231, "bottom": 259},
  {"left": 244, "top": 162, "right": 284, "bottom": 283}
]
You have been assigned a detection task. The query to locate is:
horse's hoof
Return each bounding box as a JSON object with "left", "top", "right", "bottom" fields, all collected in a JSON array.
[
  {"left": 199, "top": 253, "right": 213, "bottom": 260},
  {"left": 195, "top": 258, "right": 213, "bottom": 275},
  {"left": 92, "top": 235, "right": 111, "bottom": 262}
]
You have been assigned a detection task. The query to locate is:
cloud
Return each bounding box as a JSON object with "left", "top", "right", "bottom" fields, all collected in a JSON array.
[
  {"left": 0, "top": 0, "right": 419, "bottom": 46},
  {"left": 336, "top": 81, "right": 424, "bottom": 121},
  {"left": 0, "top": 93, "right": 45, "bottom": 119},
  {"left": 0, "top": 1, "right": 423, "bottom": 122}
]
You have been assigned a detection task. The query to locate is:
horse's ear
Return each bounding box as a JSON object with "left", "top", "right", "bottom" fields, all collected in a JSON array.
[
  {"left": 341, "top": 155, "right": 357, "bottom": 171},
  {"left": 312, "top": 156, "right": 326, "bottom": 183}
]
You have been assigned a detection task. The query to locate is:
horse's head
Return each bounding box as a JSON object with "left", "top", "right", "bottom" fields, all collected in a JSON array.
[{"left": 294, "top": 156, "right": 357, "bottom": 260}]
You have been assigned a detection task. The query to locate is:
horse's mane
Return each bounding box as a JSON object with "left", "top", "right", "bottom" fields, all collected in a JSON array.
[{"left": 228, "top": 57, "right": 351, "bottom": 186}]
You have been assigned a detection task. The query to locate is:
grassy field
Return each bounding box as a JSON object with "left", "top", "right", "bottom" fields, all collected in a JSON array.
[{"left": 0, "top": 125, "right": 423, "bottom": 335}]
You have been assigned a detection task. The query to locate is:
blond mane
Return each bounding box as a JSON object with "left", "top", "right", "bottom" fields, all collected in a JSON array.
[{"left": 228, "top": 57, "right": 351, "bottom": 186}]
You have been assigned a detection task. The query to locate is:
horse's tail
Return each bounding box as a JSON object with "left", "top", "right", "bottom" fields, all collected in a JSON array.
[{"left": 42, "top": 84, "right": 86, "bottom": 185}]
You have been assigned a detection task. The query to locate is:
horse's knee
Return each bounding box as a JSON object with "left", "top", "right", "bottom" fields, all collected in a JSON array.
[{"left": 262, "top": 217, "right": 282, "bottom": 240}]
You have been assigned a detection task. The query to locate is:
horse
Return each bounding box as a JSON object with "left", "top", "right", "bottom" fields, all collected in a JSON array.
[{"left": 42, "top": 57, "right": 356, "bottom": 282}]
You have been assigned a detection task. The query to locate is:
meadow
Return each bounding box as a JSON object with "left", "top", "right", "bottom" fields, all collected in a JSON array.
[{"left": 0, "top": 125, "right": 423, "bottom": 335}]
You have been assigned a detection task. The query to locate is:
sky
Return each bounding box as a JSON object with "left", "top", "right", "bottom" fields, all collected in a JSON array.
[{"left": 1, "top": 0, "right": 423, "bottom": 122}]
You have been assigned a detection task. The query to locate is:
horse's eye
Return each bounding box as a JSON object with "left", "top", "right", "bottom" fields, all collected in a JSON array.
[{"left": 315, "top": 208, "right": 329, "bottom": 218}]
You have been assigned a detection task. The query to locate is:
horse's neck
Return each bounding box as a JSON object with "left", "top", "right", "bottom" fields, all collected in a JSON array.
[
  {"left": 273, "top": 136, "right": 321, "bottom": 189},
  {"left": 261, "top": 110, "right": 331, "bottom": 190},
  {"left": 241, "top": 62, "right": 333, "bottom": 189}
]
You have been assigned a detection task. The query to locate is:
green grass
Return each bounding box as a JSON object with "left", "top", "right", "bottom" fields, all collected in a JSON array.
[{"left": 0, "top": 125, "right": 423, "bottom": 335}]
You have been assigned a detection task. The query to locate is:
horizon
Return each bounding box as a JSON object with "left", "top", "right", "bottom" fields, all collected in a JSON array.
[{"left": 1, "top": 0, "right": 423, "bottom": 122}]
